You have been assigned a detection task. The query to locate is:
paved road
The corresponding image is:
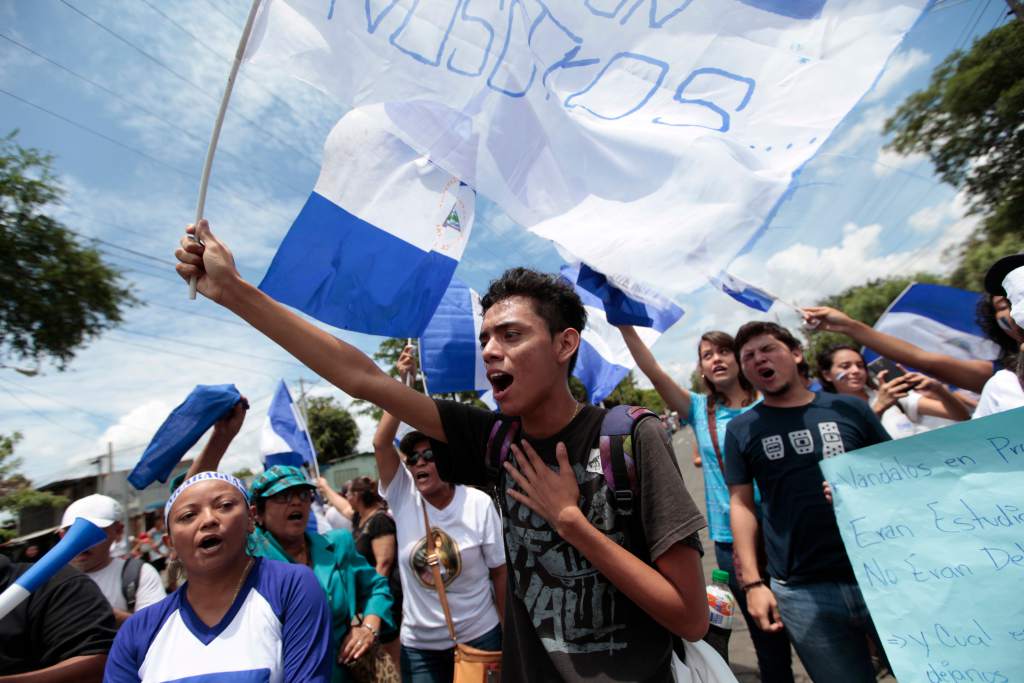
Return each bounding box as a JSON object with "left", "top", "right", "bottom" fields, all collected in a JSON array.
[{"left": 670, "top": 428, "right": 895, "bottom": 683}]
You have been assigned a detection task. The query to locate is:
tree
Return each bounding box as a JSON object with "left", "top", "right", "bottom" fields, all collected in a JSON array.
[
  {"left": 805, "top": 273, "right": 944, "bottom": 374},
  {"left": 306, "top": 396, "right": 360, "bottom": 465},
  {"left": 601, "top": 371, "right": 667, "bottom": 414},
  {"left": 1, "top": 132, "right": 136, "bottom": 369},
  {"left": 885, "top": 21, "right": 1024, "bottom": 287},
  {"left": 0, "top": 432, "right": 67, "bottom": 539},
  {"left": 231, "top": 467, "right": 255, "bottom": 479}
]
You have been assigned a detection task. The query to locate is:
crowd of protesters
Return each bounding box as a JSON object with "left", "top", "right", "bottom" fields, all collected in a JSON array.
[{"left": 1, "top": 229, "right": 1021, "bottom": 682}]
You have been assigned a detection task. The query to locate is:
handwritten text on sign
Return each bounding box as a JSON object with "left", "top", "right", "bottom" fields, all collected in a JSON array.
[{"left": 821, "top": 408, "right": 1024, "bottom": 683}]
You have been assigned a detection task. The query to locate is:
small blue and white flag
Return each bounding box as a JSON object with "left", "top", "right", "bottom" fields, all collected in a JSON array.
[
  {"left": 571, "top": 263, "right": 684, "bottom": 330},
  {"left": 866, "top": 283, "right": 1001, "bottom": 364},
  {"left": 419, "top": 277, "right": 489, "bottom": 397},
  {"left": 259, "top": 107, "right": 475, "bottom": 337},
  {"left": 561, "top": 265, "right": 678, "bottom": 404},
  {"left": 709, "top": 271, "right": 778, "bottom": 312},
  {"left": 261, "top": 380, "right": 317, "bottom": 470}
]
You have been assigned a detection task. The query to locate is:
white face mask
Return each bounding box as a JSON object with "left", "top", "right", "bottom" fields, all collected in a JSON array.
[{"left": 1002, "top": 267, "right": 1024, "bottom": 329}]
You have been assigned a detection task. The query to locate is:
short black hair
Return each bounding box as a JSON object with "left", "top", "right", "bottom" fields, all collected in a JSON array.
[
  {"left": 734, "top": 321, "right": 802, "bottom": 355},
  {"left": 977, "top": 294, "right": 1020, "bottom": 367},
  {"left": 480, "top": 267, "right": 587, "bottom": 375},
  {"left": 398, "top": 430, "right": 429, "bottom": 457}
]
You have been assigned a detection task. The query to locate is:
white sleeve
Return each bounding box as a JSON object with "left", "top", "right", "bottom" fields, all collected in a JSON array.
[
  {"left": 973, "top": 374, "right": 1000, "bottom": 419},
  {"left": 477, "top": 494, "right": 506, "bottom": 569},
  {"left": 326, "top": 507, "right": 352, "bottom": 530},
  {"left": 381, "top": 462, "right": 414, "bottom": 515},
  {"left": 134, "top": 563, "right": 167, "bottom": 611},
  {"left": 900, "top": 391, "right": 922, "bottom": 423}
]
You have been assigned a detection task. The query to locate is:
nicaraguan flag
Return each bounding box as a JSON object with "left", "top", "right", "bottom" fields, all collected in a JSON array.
[
  {"left": 710, "top": 271, "right": 777, "bottom": 312},
  {"left": 259, "top": 107, "right": 474, "bottom": 337},
  {"left": 560, "top": 265, "right": 675, "bottom": 404},
  {"left": 866, "top": 283, "right": 1001, "bottom": 364},
  {"left": 261, "top": 380, "right": 317, "bottom": 470},
  {"left": 572, "top": 263, "right": 684, "bottom": 330},
  {"left": 419, "top": 277, "right": 490, "bottom": 396}
]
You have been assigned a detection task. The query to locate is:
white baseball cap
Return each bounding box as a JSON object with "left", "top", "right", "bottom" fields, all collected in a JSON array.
[{"left": 60, "top": 494, "right": 123, "bottom": 529}]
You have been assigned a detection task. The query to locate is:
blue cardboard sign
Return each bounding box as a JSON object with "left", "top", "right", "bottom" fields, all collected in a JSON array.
[{"left": 821, "top": 408, "right": 1024, "bottom": 683}]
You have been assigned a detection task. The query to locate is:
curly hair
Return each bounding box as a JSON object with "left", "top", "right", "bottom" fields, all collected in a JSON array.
[
  {"left": 480, "top": 267, "right": 587, "bottom": 375},
  {"left": 977, "top": 294, "right": 1020, "bottom": 368},
  {"left": 734, "top": 321, "right": 802, "bottom": 355}
]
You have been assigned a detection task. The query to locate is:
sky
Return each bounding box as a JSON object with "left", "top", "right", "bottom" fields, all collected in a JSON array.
[{"left": 0, "top": 0, "right": 1013, "bottom": 486}]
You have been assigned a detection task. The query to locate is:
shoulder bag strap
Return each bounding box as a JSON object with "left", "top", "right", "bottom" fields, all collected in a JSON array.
[
  {"left": 706, "top": 399, "right": 727, "bottom": 475},
  {"left": 420, "top": 497, "right": 458, "bottom": 643}
]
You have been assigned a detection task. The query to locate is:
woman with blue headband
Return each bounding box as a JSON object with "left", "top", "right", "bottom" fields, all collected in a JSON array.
[
  {"left": 163, "top": 401, "right": 396, "bottom": 683},
  {"left": 104, "top": 471, "right": 333, "bottom": 682}
]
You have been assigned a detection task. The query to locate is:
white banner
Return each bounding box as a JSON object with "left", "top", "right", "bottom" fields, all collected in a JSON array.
[{"left": 246, "top": 0, "right": 927, "bottom": 295}]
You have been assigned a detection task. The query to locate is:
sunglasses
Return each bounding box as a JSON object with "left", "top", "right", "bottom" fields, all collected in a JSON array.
[
  {"left": 406, "top": 449, "right": 436, "bottom": 467},
  {"left": 997, "top": 316, "right": 1017, "bottom": 335},
  {"left": 268, "top": 488, "right": 312, "bottom": 504}
]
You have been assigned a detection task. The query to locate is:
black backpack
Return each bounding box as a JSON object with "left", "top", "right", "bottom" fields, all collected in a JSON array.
[{"left": 120, "top": 557, "right": 144, "bottom": 612}]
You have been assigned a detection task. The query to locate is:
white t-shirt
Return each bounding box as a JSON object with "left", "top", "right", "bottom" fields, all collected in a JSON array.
[
  {"left": 381, "top": 464, "right": 505, "bottom": 650},
  {"left": 974, "top": 370, "right": 1024, "bottom": 419},
  {"left": 866, "top": 389, "right": 922, "bottom": 439},
  {"left": 86, "top": 557, "right": 166, "bottom": 613}
]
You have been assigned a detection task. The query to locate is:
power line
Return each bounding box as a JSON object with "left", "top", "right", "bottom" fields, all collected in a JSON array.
[
  {"left": 0, "top": 87, "right": 295, "bottom": 224},
  {"left": 0, "top": 376, "right": 153, "bottom": 435},
  {"left": 0, "top": 32, "right": 308, "bottom": 197},
  {"left": 204, "top": 0, "right": 245, "bottom": 29},
  {"left": 102, "top": 335, "right": 283, "bottom": 379},
  {"left": 0, "top": 380, "right": 98, "bottom": 442},
  {"left": 57, "top": 0, "right": 322, "bottom": 169},
  {"left": 116, "top": 328, "right": 310, "bottom": 369}
]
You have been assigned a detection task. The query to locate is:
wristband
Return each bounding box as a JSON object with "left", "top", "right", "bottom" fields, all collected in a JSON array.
[
  {"left": 741, "top": 579, "right": 768, "bottom": 592},
  {"left": 361, "top": 622, "right": 379, "bottom": 642}
]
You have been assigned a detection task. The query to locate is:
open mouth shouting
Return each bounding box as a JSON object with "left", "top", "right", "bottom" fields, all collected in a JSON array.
[
  {"left": 197, "top": 534, "right": 224, "bottom": 555},
  {"left": 757, "top": 366, "right": 777, "bottom": 383},
  {"left": 286, "top": 510, "right": 305, "bottom": 523},
  {"left": 487, "top": 370, "right": 514, "bottom": 401}
]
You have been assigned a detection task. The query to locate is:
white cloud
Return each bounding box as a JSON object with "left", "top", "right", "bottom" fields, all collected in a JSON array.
[
  {"left": 872, "top": 147, "right": 929, "bottom": 177},
  {"left": 863, "top": 48, "right": 930, "bottom": 103}
]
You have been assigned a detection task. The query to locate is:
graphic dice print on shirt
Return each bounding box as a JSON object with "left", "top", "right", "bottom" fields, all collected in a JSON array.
[
  {"left": 788, "top": 429, "right": 814, "bottom": 455},
  {"left": 818, "top": 421, "right": 845, "bottom": 458},
  {"left": 761, "top": 435, "right": 785, "bottom": 460}
]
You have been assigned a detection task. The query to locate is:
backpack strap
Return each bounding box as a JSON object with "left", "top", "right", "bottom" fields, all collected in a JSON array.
[
  {"left": 121, "top": 558, "right": 144, "bottom": 612},
  {"left": 484, "top": 416, "right": 520, "bottom": 482},
  {"left": 598, "top": 405, "right": 657, "bottom": 511}
]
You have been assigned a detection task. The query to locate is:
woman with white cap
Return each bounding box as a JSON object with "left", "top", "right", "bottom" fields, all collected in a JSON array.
[{"left": 103, "top": 472, "right": 333, "bottom": 682}]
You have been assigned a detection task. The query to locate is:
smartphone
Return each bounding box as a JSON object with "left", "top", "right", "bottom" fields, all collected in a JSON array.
[{"left": 867, "top": 357, "right": 905, "bottom": 381}]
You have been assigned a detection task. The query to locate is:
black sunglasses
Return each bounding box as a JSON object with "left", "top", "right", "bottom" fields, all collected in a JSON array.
[
  {"left": 406, "top": 449, "right": 436, "bottom": 467},
  {"left": 268, "top": 488, "right": 312, "bottom": 504}
]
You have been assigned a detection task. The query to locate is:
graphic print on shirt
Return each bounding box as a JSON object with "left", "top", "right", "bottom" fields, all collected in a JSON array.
[
  {"left": 503, "top": 462, "right": 630, "bottom": 655},
  {"left": 761, "top": 434, "right": 785, "bottom": 460},
  {"left": 410, "top": 527, "right": 462, "bottom": 588},
  {"left": 788, "top": 429, "right": 814, "bottom": 455},
  {"left": 818, "top": 421, "right": 845, "bottom": 457}
]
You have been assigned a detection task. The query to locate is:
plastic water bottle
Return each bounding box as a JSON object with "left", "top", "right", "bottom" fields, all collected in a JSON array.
[{"left": 704, "top": 569, "right": 736, "bottom": 663}]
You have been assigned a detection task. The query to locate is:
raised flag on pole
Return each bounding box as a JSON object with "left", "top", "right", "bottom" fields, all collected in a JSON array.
[
  {"left": 245, "top": 0, "right": 927, "bottom": 297},
  {"left": 258, "top": 107, "right": 474, "bottom": 337},
  {"left": 560, "top": 265, "right": 674, "bottom": 404},
  {"left": 419, "top": 278, "right": 490, "bottom": 396},
  {"left": 709, "top": 271, "right": 778, "bottom": 312},
  {"left": 865, "top": 283, "right": 1001, "bottom": 365},
  {"left": 261, "top": 380, "right": 317, "bottom": 470}
]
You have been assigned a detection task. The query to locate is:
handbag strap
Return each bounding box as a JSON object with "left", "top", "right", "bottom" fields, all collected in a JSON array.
[
  {"left": 420, "top": 497, "right": 458, "bottom": 643},
  {"left": 706, "top": 398, "right": 727, "bottom": 475}
]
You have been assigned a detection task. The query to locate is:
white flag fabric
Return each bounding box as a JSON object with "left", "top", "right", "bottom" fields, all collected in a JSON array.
[{"left": 246, "top": 0, "right": 926, "bottom": 296}]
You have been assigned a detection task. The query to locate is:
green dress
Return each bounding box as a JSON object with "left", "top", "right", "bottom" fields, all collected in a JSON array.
[{"left": 250, "top": 526, "right": 394, "bottom": 683}]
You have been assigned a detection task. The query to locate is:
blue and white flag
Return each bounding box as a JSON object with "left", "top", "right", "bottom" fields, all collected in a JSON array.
[
  {"left": 258, "top": 108, "right": 474, "bottom": 337},
  {"left": 419, "top": 277, "right": 489, "bottom": 396},
  {"left": 866, "top": 283, "right": 1001, "bottom": 364},
  {"left": 261, "top": 380, "right": 317, "bottom": 470},
  {"left": 561, "top": 265, "right": 670, "bottom": 404},
  {"left": 709, "top": 271, "right": 777, "bottom": 312},
  {"left": 246, "top": 1, "right": 926, "bottom": 297},
  {"left": 571, "top": 263, "right": 684, "bottom": 330}
]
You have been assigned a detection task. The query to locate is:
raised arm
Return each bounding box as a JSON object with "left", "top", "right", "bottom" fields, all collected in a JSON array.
[
  {"left": 372, "top": 345, "right": 417, "bottom": 488},
  {"left": 907, "top": 373, "right": 972, "bottom": 422},
  {"left": 618, "top": 325, "right": 692, "bottom": 417},
  {"left": 803, "top": 306, "right": 993, "bottom": 393},
  {"left": 185, "top": 398, "right": 248, "bottom": 479},
  {"left": 175, "top": 221, "right": 444, "bottom": 441},
  {"left": 316, "top": 477, "right": 353, "bottom": 520}
]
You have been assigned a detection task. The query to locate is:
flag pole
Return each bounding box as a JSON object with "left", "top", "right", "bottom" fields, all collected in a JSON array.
[{"left": 187, "top": 0, "right": 264, "bottom": 299}]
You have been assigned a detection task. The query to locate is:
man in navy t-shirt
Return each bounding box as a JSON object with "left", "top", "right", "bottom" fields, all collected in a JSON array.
[{"left": 724, "top": 321, "right": 890, "bottom": 683}]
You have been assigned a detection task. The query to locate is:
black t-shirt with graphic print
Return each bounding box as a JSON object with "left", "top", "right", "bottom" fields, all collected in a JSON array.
[
  {"left": 430, "top": 400, "right": 706, "bottom": 683},
  {"left": 724, "top": 392, "right": 890, "bottom": 584}
]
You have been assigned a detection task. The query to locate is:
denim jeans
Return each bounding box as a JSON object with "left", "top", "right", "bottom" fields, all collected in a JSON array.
[
  {"left": 400, "top": 624, "right": 502, "bottom": 683},
  {"left": 714, "top": 542, "right": 795, "bottom": 683},
  {"left": 771, "top": 579, "right": 880, "bottom": 683}
]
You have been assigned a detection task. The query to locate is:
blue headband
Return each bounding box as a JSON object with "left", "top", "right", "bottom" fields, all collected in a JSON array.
[{"left": 165, "top": 471, "right": 249, "bottom": 524}]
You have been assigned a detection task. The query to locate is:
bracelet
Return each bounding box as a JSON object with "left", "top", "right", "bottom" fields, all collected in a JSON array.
[
  {"left": 741, "top": 579, "right": 768, "bottom": 592},
  {"left": 360, "top": 622, "right": 380, "bottom": 642}
]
